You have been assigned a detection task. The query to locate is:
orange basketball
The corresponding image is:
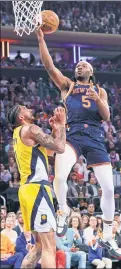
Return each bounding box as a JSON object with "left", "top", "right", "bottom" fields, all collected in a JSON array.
[{"left": 40, "top": 10, "right": 59, "bottom": 34}]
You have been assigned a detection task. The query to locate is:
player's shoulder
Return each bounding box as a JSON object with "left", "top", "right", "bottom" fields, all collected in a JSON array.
[{"left": 20, "top": 124, "right": 40, "bottom": 139}]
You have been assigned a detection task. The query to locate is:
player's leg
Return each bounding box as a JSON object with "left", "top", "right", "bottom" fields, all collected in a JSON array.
[
  {"left": 54, "top": 143, "right": 77, "bottom": 236},
  {"left": 93, "top": 164, "right": 121, "bottom": 259},
  {"left": 38, "top": 229, "right": 56, "bottom": 268},
  {"left": 54, "top": 143, "right": 77, "bottom": 214},
  {"left": 93, "top": 164, "right": 115, "bottom": 239},
  {"left": 21, "top": 231, "right": 56, "bottom": 269}
]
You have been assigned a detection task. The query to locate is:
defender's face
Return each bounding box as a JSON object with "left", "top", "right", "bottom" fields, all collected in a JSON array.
[
  {"left": 75, "top": 61, "right": 92, "bottom": 80},
  {"left": 19, "top": 106, "right": 34, "bottom": 122}
]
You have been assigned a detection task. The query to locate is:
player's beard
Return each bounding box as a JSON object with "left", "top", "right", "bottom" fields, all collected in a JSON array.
[{"left": 76, "top": 75, "right": 90, "bottom": 82}]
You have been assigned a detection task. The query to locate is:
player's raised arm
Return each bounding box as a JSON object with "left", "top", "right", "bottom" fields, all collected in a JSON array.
[
  {"left": 35, "top": 28, "right": 71, "bottom": 90},
  {"left": 28, "top": 107, "right": 66, "bottom": 153}
]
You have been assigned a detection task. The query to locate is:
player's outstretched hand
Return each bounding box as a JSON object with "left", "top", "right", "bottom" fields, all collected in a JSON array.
[
  {"left": 86, "top": 82, "right": 100, "bottom": 102},
  {"left": 54, "top": 107, "right": 66, "bottom": 125},
  {"left": 35, "top": 27, "right": 44, "bottom": 41}
]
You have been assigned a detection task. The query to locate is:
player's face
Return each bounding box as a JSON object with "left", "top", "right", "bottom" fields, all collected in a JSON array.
[
  {"left": 75, "top": 61, "right": 92, "bottom": 80},
  {"left": 19, "top": 106, "right": 34, "bottom": 123}
]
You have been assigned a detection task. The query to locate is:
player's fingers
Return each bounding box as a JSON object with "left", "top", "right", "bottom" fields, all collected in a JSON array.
[{"left": 96, "top": 84, "right": 100, "bottom": 91}]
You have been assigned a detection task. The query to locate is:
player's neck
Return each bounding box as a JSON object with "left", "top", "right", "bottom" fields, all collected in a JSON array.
[{"left": 77, "top": 79, "right": 90, "bottom": 85}]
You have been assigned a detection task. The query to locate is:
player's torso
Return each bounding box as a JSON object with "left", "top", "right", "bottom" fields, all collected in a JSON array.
[
  {"left": 64, "top": 83, "right": 102, "bottom": 127},
  {"left": 13, "top": 126, "right": 48, "bottom": 185}
]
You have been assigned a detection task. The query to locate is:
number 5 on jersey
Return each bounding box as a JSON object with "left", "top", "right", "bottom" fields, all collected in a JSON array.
[{"left": 82, "top": 96, "right": 91, "bottom": 108}]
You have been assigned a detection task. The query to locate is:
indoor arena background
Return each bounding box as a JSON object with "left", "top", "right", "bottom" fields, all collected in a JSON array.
[{"left": 0, "top": 1, "right": 121, "bottom": 269}]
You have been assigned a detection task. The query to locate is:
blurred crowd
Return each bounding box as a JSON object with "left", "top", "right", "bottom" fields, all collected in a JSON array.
[
  {"left": 1, "top": 1, "right": 121, "bottom": 34},
  {"left": 1, "top": 51, "right": 121, "bottom": 73},
  {"left": 0, "top": 70, "right": 121, "bottom": 268},
  {"left": 0, "top": 206, "right": 121, "bottom": 268}
]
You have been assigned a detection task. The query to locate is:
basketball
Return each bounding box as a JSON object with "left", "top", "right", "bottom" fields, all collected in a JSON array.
[{"left": 40, "top": 10, "right": 59, "bottom": 34}]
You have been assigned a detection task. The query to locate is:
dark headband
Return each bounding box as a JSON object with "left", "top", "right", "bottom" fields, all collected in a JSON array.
[{"left": 7, "top": 105, "right": 20, "bottom": 125}]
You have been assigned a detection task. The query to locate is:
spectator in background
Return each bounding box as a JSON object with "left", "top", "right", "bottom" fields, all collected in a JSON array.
[
  {"left": 7, "top": 212, "right": 17, "bottom": 228},
  {"left": 9, "top": 171, "right": 20, "bottom": 188},
  {"left": 67, "top": 173, "right": 80, "bottom": 208},
  {"left": 87, "top": 203, "right": 95, "bottom": 217},
  {"left": 109, "top": 148, "right": 120, "bottom": 167},
  {"left": 68, "top": 215, "right": 82, "bottom": 237},
  {"left": 114, "top": 212, "right": 121, "bottom": 234},
  {"left": 13, "top": 212, "right": 24, "bottom": 236},
  {"left": 15, "top": 51, "right": 23, "bottom": 60},
  {"left": 88, "top": 236, "right": 112, "bottom": 269},
  {"left": 8, "top": 157, "right": 17, "bottom": 174},
  {"left": 102, "top": 120, "right": 116, "bottom": 135},
  {"left": 75, "top": 156, "right": 89, "bottom": 182},
  {"left": 0, "top": 218, "right": 6, "bottom": 231},
  {"left": 96, "top": 215, "right": 103, "bottom": 235},
  {"left": 16, "top": 230, "right": 41, "bottom": 268},
  {"left": 0, "top": 234, "right": 24, "bottom": 269},
  {"left": 0, "top": 163, "right": 12, "bottom": 182},
  {"left": 16, "top": 231, "right": 35, "bottom": 258},
  {"left": 28, "top": 53, "right": 36, "bottom": 66},
  {"left": 82, "top": 215, "right": 90, "bottom": 230},
  {"left": 87, "top": 172, "right": 98, "bottom": 198},
  {"left": 105, "top": 132, "right": 116, "bottom": 153},
  {"left": 112, "top": 220, "right": 121, "bottom": 247},
  {"left": 0, "top": 205, "right": 7, "bottom": 219},
  {"left": 83, "top": 216, "right": 97, "bottom": 245},
  {"left": 56, "top": 226, "right": 86, "bottom": 269},
  {"left": 1, "top": 216, "right": 18, "bottom": 244},
  {"left": 93, "top": 188, "right": 102, "bottom": 213}
]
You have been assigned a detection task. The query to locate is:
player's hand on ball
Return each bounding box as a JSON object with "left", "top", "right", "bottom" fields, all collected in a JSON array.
[
  {"left": 54, "top": 107, "right": 66, "bottom": 125},
  {"left": 86, "top": 83, "right": 100, "bottom": 102},
  {"left": 35, "top": 27, "right": 44, "bottom": 41}
]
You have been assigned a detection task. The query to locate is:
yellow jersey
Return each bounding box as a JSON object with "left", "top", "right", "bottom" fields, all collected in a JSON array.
[{"left": 13, "top": 126, "right": 49, "bottom": 185}]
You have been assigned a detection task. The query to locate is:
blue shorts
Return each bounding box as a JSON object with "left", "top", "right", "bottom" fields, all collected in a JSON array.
[{"left": 66, "top": 123, "right": 110, "bottom": 168}]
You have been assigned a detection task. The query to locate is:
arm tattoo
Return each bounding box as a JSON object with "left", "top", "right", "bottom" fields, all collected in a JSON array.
[
  {"left": 30, "top": 125, "right": 66, "bottom": 153},
  {"left": 21, "top": 249, "right": 41, "bottom": 268}
]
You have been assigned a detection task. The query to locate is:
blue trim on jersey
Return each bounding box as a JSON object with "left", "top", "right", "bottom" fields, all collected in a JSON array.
[
  {"left": 30, "top": 180, "right": 55, "bottom": 230},
  {"left": 27, "top": 147, "right": 48, "bottom": 183}
]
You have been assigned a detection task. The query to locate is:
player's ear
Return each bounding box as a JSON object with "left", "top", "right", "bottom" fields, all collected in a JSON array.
[{"left": 18, "top": 114, "right": 24, "bottom": 121}]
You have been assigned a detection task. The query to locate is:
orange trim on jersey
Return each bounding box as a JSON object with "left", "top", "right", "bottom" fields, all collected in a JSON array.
[
  {"left": 63, "top": 82, "right": 75, "bottom": 101},
  {"left": 66, "top": 141, "right": 78, "bottom": 161},
  {"left": 87, "top": 162, "right": 111, "bottom": 169}
]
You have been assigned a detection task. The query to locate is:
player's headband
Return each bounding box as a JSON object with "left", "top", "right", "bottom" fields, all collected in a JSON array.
[
  {"left": 79, "top": 61, "right": 93, "bottom": 73},
  {"left": 7, "top": 105, "right": 20, "bottom": 125}
]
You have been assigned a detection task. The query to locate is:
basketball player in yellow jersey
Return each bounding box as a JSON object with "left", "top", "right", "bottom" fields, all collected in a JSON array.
[{"left": 7, "top": 104, "right": 66, "bottom": 269}]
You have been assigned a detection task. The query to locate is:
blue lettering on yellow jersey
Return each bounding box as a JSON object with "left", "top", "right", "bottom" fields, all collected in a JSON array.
[{"left": 65, "top": 84, "right": 102, "bottom": 127}]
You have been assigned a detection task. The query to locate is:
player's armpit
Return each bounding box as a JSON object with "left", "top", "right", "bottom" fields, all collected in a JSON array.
[
  {"left": 29, "top": 124, "right": 66, "bottom": 154},
  {"left": 48, "top": 67, "right": 71, "bottom": 91}
]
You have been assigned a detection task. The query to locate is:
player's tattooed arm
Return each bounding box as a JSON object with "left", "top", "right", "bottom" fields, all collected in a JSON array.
[{"left": 29, "top": 124, "right": 66, "bottom": 154}]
